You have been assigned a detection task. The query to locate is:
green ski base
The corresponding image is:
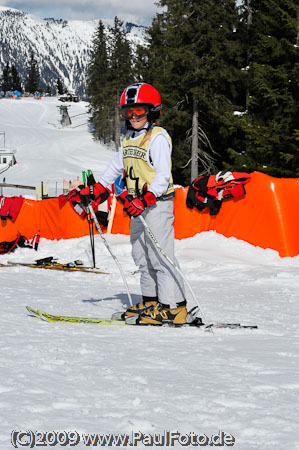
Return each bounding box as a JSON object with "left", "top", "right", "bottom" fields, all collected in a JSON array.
[{"left": 26, "top": 306, "right": 128, "bottom": 325}]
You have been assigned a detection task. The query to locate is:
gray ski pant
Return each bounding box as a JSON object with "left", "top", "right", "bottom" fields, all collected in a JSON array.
[{"left": 130, "top": 197, "right": 185, "bottom": 308}]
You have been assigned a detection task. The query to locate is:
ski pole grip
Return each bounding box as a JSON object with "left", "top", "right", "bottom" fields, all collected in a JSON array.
[{"left": 87, "top": 173, "right": 96, "bottom": 186}]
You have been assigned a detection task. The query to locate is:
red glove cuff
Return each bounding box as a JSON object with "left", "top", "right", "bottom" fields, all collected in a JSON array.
[
  {"left": 142, "top": 191, "right": 157, "bottom": 207},
  {"left": 91, "top": 182, "right": 107, "bottom": 199},
  {"left": 117, "top": 190, "right": 130, "bottom": 203},
  {"left": 79, "top": 182, "right": 107, "bottom": 199},
  {"left": 124, "top": 192, "right": 157, "bottom": 218}
]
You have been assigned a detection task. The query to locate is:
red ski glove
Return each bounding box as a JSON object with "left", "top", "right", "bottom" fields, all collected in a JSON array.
[
  {"left": 125, "top": 192, "right": 157, "bottom": 217},
  {"left": 117, "top": 190, "right": 132, "bottom": 210},
  {"left": 78, "top": 182, "right": 109, "bottom": 206}
]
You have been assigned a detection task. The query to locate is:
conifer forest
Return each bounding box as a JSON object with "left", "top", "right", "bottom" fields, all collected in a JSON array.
[{"left": 87, "top": 0, "right": 299, "bottom": 184}]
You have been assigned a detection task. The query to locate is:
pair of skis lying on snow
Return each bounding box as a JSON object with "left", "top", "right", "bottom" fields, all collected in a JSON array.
[
  {"left": 0, "top": 256, "right": 108, "bottom": 274},
  {"left": 26, "top": 306, "right": 258, "bottom": 330}
]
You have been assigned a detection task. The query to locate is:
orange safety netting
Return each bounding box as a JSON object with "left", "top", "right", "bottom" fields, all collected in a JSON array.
[
  {"left": 1, "top": 172, "right": 299, "bottom": 257},
  {"left": 173, "top": 172, "right": 299, "bottom": 257}
]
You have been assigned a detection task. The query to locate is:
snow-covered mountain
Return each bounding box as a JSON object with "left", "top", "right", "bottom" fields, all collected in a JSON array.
[{"left": 0, "top": 6, "right": 146, "bottom": 98}]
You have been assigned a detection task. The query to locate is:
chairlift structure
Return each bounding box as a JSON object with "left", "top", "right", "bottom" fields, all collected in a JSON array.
[
  {"left": 57, "top": 105, "right": 72, "bottom": 127},
  {"left": 0, "top": 132, "right": 17, "bottom": 175}
]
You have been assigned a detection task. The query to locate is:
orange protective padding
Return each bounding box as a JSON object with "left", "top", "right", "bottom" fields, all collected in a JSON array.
[
  {"left": 111, "top": 198, "right": 130, "bottom": 235},
  {"left": 38, "top": 198, "right": 91, "bottom": 239},
  {"left": 173, "top": 172, "right": 299, "bottom": 257},
  {"left": 0, "top": 199, "right": 39, "bottom": 242},
  {"left": 0, "top": 197, "right": 91, "bottom": 241},
  {"left": 1, "top": 172, "right": 299, "bottom": 257}
]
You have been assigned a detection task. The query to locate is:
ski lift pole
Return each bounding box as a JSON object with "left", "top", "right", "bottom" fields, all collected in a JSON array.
[
  {"left": 139, "top": 215, "right": 210, "bottom": 326},
  {"left": 88, "top": 202, "right": 133, "bottom": 307}
]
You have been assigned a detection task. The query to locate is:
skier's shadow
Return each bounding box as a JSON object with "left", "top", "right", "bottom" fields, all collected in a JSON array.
[{"left": 81, "top": 293, "right": 140, "bottom": 308}]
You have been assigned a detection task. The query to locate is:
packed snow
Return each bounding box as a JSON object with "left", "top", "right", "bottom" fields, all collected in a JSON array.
[{"left": 0, "top": 97, "right": 299, "bottom": 450}]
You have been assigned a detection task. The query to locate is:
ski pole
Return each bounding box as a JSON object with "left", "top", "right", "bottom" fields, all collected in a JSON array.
[
  {"left": 82, "top": 170, "right": 96, "bottom": 268},
  {"left": 87, "top": 218, "right": 96, "bottom": 268},
  {"left": 139, "top": 215, "right": 209, "bottom": 326},
  {"left": 88, "top": 202, "right": 133, "bottom": 307},
  {"left": 86, "top": 170, "right": 96, "bottom": 268}
]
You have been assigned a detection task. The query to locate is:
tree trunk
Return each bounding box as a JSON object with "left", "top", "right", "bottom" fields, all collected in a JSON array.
[
  {"left": 246, "top": 0, "right": 252, "bottom": 112},
  {"left": 191, "top": 98, "right": 199, "bottom": 181},
  {"left": 247, "top": 0, "right": 252, "bottom": 26}
]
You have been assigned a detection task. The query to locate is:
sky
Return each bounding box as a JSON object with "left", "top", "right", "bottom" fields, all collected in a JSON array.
[{"left": 0, "top": 0, "right": 162, "bottom": 26}]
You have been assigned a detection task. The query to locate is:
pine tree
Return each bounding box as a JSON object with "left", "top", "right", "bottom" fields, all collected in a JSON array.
[
  {"left": 226, "top": 0, "right": 299, "bottom": 177},
  {"left": 25, "top": 53, "right": 40, "bottom": 94},
  {"left": 87, "top": 17, "right": 134, "bottom": 148},
  {"left": 134, "top": 14, "right": 167, "bottom": 84},
  {"left": 11, "top": 65, "right": 22, "bottom": 92},
  {"left": 87, "top": 20, "right": 110, "bottom": 143},
  {"left": 108, "top": 16, "right": 135, "bottom": 150},
  {"left": 143, "top": 0, "right": 243, "bottom": 185},
  {"left": 56, "top": 78, "right": 65, "bottom": 95},
  {"left": 1, "top": 62, "right": 13, "bottom": 92},
  {"left": 46, "top": 84, "right": 52, "bottom": 96}
]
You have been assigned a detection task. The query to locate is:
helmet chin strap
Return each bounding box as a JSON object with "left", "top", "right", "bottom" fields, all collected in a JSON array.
[{"left": 126, "top": 121, "right": 151, "bottom": 132}]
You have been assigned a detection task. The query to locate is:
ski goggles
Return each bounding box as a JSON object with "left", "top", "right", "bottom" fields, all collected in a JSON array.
[{"left": 121, "top": 105, "right": 149, "bottom": 119}]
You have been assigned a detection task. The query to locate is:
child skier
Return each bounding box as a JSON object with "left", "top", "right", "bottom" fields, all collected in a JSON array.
[{"left": 79, "top": 82, "right": 186, "bottom": 325}]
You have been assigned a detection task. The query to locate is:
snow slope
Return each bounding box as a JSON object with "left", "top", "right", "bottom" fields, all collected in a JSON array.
[
  {"left": 0, "top": 98, "right": 299, "bottom": 450},
  {"left": 0, "top": 97, "right": 114, "bottom": 194}
]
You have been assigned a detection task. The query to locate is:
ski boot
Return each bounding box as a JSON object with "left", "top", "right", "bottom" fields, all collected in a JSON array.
[
  {"left": 111, "top": 296, "right": 158, "bottom": 321},
  {"left": 127, "top": 301, "right": 188, "bottom": 326}
]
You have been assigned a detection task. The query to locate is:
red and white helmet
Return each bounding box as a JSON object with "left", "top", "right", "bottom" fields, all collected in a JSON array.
[{"left": 120, "top": 83, "right": 162, "bottom": 115}]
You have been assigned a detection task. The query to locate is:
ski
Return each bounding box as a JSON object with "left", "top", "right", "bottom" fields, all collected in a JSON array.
[
  {"left": 26, "top": 306, "right": 127, "bottom": 325},
  {"left": 26, "top": 306, "right": 258, "bottom": 329},
  {"left": 3, "top": 260, "right": 108, "bottom": 274},
  {"left": 202, "top": 322, "right": 258, "bottom": 330}
]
